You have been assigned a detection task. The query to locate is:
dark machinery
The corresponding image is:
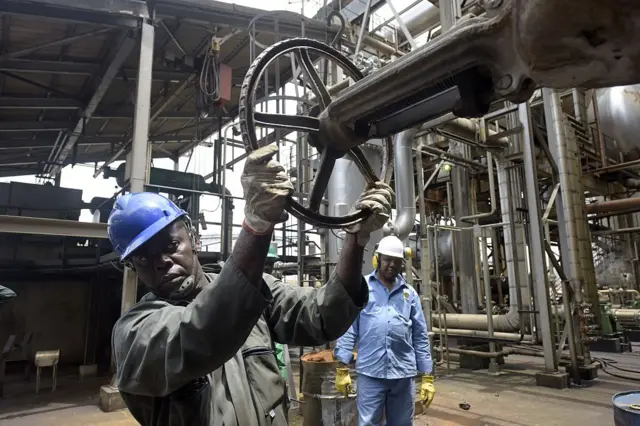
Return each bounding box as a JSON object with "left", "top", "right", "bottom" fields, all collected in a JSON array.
[{"left": 238, "top": 0, "right": 640, "bottom": 228}]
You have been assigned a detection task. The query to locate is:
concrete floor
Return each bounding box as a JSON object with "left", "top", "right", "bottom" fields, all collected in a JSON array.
[{"left": 0, "top": 352, "right": 637, "bottom": 426}]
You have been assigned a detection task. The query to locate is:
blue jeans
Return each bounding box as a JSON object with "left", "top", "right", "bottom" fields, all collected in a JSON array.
[{"left": 356, "top": 374, "right": 414, "bottom": 426}]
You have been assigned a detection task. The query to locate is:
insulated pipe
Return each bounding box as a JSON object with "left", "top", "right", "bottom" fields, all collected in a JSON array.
[
  {"left": 431, "top": 157, "right": 527, "bottom": 333},
  {"left": 431, "top": 327, "right": 529, "bottom": 342},
  {"left": 586, "top": 197, "right": 640, "bottom": 215},
  {"left": 592, "top": 226, "right": 640, "bottom": 236},
  {"left": 362, "top": 35, "right": 405, "bottom": 56},
  {"left": 612, "top": 308, "right": 640, "bottom": 326},
  {"left": 434, "top": 346, "right": 516, "bottom": 358},
  {"left": 385, "top": 128, "right": 418, "bottom": 240},
  {"left": 460, "top": 151, "right": 496, "bottom": 222}
]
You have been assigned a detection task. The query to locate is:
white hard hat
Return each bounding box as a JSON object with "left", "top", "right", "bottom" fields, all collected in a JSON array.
[{"left": 376, "top": 235, "right": 405, "bottom": 258}]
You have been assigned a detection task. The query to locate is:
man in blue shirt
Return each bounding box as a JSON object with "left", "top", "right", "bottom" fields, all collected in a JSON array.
[{"left": 334, "top": 235, "right": 435, "bottom": 425}]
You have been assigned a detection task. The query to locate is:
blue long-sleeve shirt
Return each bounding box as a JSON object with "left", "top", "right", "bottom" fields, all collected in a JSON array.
[{"left": 334, "top": 272, "right": 432, "bottom": 379}]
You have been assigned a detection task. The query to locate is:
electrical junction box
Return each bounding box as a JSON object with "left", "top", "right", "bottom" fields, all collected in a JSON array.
[{"left": 217, "top": 63, "right": 232, "bottom": 105}]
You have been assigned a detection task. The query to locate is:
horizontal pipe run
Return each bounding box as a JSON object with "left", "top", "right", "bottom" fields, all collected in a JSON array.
[
  {"left": 419, "top": 145, "right": 485, "bottom": 169},
  {"left": 591, "top": 226, "right": 640, "bottom": 236},
  {"left": 432, "top": 327, "right": 529, "bottom": 342},
  {"left": 585, "top": 197, "right": 640, "bottom": 215},
  {"left": 590, "top": 159, "right": 640, "bottom": 175},
  {"left": 434, "top": 346, "right": 515, "bottom": 358}
]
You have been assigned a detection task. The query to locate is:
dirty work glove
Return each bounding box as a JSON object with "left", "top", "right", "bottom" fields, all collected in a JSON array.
[
  {"left": 241, "top": 144, "right": 294, "bottom": 235},
  {"left": 335, "top": 367, "right": 353, "bottom": 396},
  {"left": 420, "top": 375, "right": 436, "bottom": 409},
  {"left": 344, "top": 182, "right": 394, "bottom": 246}
]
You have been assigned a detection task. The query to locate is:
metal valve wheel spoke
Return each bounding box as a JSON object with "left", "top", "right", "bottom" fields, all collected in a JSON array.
[
  {"left": 294, "top": 49, "right": 332, "bottom": 109},
  {"left": 239, "top": 38, "right": 393, "bottom": 228},
  {"left": 307, "top": 148, "right": 338, "bottom": 211},
  {"left": 347, "top": 147, "right": 380, "bottom": 184},
  {"left": 253, "top": 112, "right": 320, "bottom": 133}
]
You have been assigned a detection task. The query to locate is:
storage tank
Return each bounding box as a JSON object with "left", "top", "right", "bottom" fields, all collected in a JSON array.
[
  {"left": 326, "top": 144, "right": 384, "bottom": 272},
  {"left": 590, "top": 84, "right": 640, "bottom": 160}
]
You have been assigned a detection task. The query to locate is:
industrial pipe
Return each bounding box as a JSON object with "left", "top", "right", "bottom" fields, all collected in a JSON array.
[
  {"left": 434, "top": 346, "right": 516, "bottom": 358},
  {"left": 599, "top": 289, "right": 640, "bottom": 299},
  {"left": 460, "top": 151, "right": 497, "bottom": 222},
  {"left": 612, "top": 308, "right": 640, "bottom": 326},
  {"left": 385, "top": 128, "right": 418, "bottom": 240},
  {"left": 431, "top": 157, "right": 527, "bottom": 333},
  {"left": 586, "top": 197, "right": 640, "bottom": 215},
  {"left": 431, "top": 327, "right": 529, "bottom": 342},
  {"left": 591, "top": 226, "right": 640, "bottom": 236},
  {"left": 362, "top": 35, "right": 406, "bottom": 57}
]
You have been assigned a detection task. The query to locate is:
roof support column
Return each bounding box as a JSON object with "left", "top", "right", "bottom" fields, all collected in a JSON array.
[
  {"left": 120, "top": 19, "right": 155, "bottom": 316},
  {"left": 520, "top": 101, "right": 558, "bottom": 373}
]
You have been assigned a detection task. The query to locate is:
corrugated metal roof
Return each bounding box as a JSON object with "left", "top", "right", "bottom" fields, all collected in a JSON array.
[{"left": 0, "top": 0, "right": 339, "bottom": 179}]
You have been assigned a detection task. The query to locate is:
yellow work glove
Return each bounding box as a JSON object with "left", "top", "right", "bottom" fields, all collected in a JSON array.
[
  {"left": 420, "top": 375, "right": 435, "bottom": 408},
  {"left": 335, "top": 367, "right": 353, "bottom": 396}
]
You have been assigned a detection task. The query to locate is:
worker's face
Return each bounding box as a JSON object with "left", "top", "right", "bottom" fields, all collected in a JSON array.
[
  {"left": 129, "top": 221, "right": 197, "bottom": 298},
  {"left": 379, "top": 254, "right": 403, "bottom": 281}
]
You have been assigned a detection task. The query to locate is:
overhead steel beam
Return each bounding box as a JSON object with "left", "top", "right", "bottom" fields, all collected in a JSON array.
[
  {"left": 0, "top": 138, "right": 110, "bottom": 150},
  {"left": 0, "top": 97, "right": 82, "bottom": 109},
  {"left": 48, "top": 32, "right": 136, "bottom": 176},
  {"left": 0, "top": 58, "right": 190, "bottom": 81},
  {"left": 0, "top": 0, "right": 145, "bottom": 27},
  {"left": 93, "top": 109, "right": 196, "bottom": 120},
  {"left": 92, "top": 74, "right": 197, "bottom": 177},
  {"left": 0, "top": 214, "right": 107, "bottom": 239},
  {"left": 0, "top": 121, "right": 73, "bottom": 131},
  {"left": 0, "top": 27, "right": 115, "bottom": 61},
  {"left": 155, "top": 0, "right": 339, "bottom": 40},
  {"left": 0, "top": 134, "right": 202, "bottom": 146}
]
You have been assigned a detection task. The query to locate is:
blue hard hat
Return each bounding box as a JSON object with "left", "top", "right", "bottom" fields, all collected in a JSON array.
[{"left": 108, "top": 192, "right": 187, "bottom": 261}]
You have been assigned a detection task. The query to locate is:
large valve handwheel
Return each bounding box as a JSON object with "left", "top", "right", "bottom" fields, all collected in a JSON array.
[{"left": 239, "top": 38, "right": 393, "bottom": 229}]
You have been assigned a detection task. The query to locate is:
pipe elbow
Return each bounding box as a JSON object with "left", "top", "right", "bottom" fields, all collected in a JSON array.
[{"left": 392, "top": 128, "right": 419, "bottom": 241}]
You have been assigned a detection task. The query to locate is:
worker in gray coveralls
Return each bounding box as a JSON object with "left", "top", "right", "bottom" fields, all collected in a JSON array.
[{"left": 107, "top": 144, "right": 394, "bottom": 426}]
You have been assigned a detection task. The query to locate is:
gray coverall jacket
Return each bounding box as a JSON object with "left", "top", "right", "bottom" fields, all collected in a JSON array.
[{"left": 112, "top": 257, "right": 367, "bottom": 426}]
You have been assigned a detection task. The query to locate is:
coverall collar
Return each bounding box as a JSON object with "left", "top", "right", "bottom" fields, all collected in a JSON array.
[{"left": 370, "top": 272, "right": 407, "bottom": 295}]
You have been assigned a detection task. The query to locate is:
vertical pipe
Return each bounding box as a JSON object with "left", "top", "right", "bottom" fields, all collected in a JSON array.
[
  {"left": 439, "top": 0, "right": 459, "bottom": 31},
  {"left": 447, "top": 181, "right": 459, "bottom": 306},
  {"left": 388, "top": 128, "right": 418, "bottom": 240},
  {"left": 506, "top": 171, "right": 524, "bottom": 332},
  {"left": 519, "top": 102, "right": 558, "bottom": 372},
  {"left": 591, "top": 91, "right": 607, "bottom": 167},
  {"left": 481, "top": 228, "right": 499, "bottom": 373},
  {"left": 221, "top": 127, "right": 231, "bottom": 259},
  {"left": 416, "top": 138, "right": 432, "bottom": 329},
  {"left": 542, "top": 88, "right": 591, "bottom": 364}
]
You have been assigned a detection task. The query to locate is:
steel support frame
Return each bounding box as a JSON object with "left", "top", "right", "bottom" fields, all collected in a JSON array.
[
  {"left": 519, "top": 101, "right": 557, "bottom": 372},
  {"left": 154, "top": 0, "right": 339, "bottom": 41},
  {"left": 47, "top": 31, "right": 136, "bottom": 176},
  {"left": 0, "top": 58, "right": 189, "bottom": 81},
  {"left": 542, "top": 88, "right": 594, "bottom": 365},
  {"left": 0, "top": 0, "right": 146, "bottom": 27},
  {"left": 120, "top": 20, "right": 155, "bottom": 315},
  {"left": 0, "top": 214, "right": 107, "bottom": 238}
]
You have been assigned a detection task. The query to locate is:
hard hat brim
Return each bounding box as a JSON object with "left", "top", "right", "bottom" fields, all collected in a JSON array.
[
  {"left": 119, "top": 211, "right": 187, "bottom": 261},
  {"left": 376, "top": 249, "right": 404, "bottom": 258}
]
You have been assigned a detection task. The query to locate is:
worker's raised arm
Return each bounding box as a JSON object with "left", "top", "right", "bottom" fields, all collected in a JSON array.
[
  {"left": 111, "top": 145, "right": 294, "bottom": 397},
  {"left": 265, "top": 183, "right": 394, "bottom": 346}
]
